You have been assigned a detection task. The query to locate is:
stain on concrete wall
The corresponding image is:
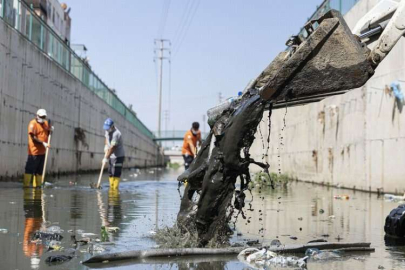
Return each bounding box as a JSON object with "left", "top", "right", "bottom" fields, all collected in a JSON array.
[
  {"left": 0, "top": 20, "right": 163, "bottom": 179},
  {"left": 250, "top": 0, "right": 405, "bottom": 194}
]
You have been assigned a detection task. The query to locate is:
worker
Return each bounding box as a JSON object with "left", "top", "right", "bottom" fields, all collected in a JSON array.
[
  {"left": 181, "top": 122, "right": 202, "bottom": 169},
  {"left": 103, "top": 118, "right": 125, "bottom": 189},
  {"left": 23, "top": 109, "right": 53, "bottom": 188}
]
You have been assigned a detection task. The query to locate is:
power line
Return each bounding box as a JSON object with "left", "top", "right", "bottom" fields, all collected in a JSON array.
[
  {"left": 172, "top": 0, "right": 193, "bottom": 45},
  {"left": 157, "top": 0, "right": 171, "bottom": 38},
  {"left": 173, "top": 0, "right": 197, "bottom": 51},
  {"left": 173, "top": 0, "right": 201, "bottom": 57}
]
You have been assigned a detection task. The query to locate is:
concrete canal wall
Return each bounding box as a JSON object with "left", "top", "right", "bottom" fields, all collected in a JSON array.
[
  {"left": 0, "top": 18, "right": 163, "bottom": 180},
  {"left": 250, "top": 0, "right": 405, "bottom": 194}
]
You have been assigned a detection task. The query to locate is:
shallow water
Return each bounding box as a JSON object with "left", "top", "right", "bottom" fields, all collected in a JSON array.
[{"left": 0, "top": 169, "right": 404, "bottom": 269}]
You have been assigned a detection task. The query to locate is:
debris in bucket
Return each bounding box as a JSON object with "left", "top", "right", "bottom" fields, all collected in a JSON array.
[
  {"left": 238, "top": 248, "right": 308, "bottom": 269},
  {"left": 45, "top": 255, "right": 73, "bottom": 265}
]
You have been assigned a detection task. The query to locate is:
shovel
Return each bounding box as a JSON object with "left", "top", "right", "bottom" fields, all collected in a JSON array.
[
  {"left": 96, "top": 157, "right": 107, "bottom": 189},
  {"left": 42, "top": 120, "right": 52, "bottom": 187}
]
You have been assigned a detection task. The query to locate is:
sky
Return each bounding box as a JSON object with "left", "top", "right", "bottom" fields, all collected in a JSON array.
[{"left": 64, "top": 0, "right": 322, "bottom": 133}]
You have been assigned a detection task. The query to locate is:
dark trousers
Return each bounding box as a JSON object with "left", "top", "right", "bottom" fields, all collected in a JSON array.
[
  {"left": 25, "top": 155, "right": 45, "bottom": 175},
  {"left": 108, "top": 156, "right": 125, "bottom": 177},
  {"left": 183, "top": 155, "right": 194, "bottom": 170}
]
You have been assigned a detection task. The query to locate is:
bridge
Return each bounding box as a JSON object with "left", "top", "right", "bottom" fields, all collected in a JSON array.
[{"left": 153, "top": 130, "right": 208, "bottom": 141}]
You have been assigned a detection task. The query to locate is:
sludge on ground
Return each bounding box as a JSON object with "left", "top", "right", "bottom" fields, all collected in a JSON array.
[{"left": 0, "top": 168, "right": 404, "bottom": 269}]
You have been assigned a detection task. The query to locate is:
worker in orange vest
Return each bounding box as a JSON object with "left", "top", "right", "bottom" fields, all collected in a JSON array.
[
  {"left": 23, "top": 109, "right": 53, "bottom": 188},
  {"left": 181, "top": 122, "right": 202, "bottom": 170}
]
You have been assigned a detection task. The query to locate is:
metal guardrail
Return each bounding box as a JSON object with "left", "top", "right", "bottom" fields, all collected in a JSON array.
[
  {"left": 0, "top": 0, "right": 154, "bottom": 139},
  {"left": 153, "top": 130, "right": 209, "bottom": 141}
]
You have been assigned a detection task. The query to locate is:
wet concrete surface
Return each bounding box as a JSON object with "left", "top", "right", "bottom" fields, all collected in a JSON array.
[{"left": 0, "top": 168, "right": 404, "bottom": 269}]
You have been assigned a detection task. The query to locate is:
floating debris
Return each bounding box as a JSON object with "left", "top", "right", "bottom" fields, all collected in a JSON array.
[
  {"left": 88, "top": 243, "right": 107, "bottom": 254},
  {"left": 32, "top": 231, "right": 63, "bottom": 241},
  {"left": 238, "top": 248, "right": 307, "bottom": 269},
  {"left": 47, "top": 240, "right": 63, "bottom": 251},
  {"left": 45, "top": 225, "right": 64, "bottom": 234},
  {"left": 81, "top": 233, "right": 97, "bottom": 238},
  {"left": 0, "top": 228, "right": 8, "bottom": 234},
  {"left": 305, "top": 248, "right": 341, "bottom": 260},
  {"left": 106, "top": 227, "right": 120, "bottom": 233},
  {"left": 270, "top": 239, "right": 281, "bottom": 246},
  {"left": 45, "top": 255, "right": 72, "bottom": 265}
]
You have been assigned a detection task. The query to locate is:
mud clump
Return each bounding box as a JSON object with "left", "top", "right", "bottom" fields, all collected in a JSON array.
[{"left": 177, "top": 90, "right": 270, "bottom": 246}]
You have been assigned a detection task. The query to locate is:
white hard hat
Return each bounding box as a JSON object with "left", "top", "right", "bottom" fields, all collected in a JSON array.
[{"left": 36, "top": 109, "right": 47, "bottom": 117}]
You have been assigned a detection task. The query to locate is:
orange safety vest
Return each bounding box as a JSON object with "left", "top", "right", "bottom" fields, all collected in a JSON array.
[
  {"left": 182, "top": 130, "right": 201, "bottom": 155},
  {"left": 28, "top": 119, "right": 49, "bottom": 155}
]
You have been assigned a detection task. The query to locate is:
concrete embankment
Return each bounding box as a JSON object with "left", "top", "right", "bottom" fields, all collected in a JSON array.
[
  {"left": 0, "top": 19, "right": 163, "bottom": 180},
  {"left": 250, "top": 0, "right": 405, "bottom": 194}
]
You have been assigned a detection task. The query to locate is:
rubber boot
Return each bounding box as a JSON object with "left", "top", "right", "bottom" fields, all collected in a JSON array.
[
  {"left": 108, "top": 188, "right": 120, "bottom": 206},
  {"left": 23, "top": 174, "right": 33, "bottom": 188},
  {"left": 34, "top": 175, "right": 43, "bottom": 187},
  {"left": 109, "top": 177, "right": 114, "bottom": 188},
  {"left": 112, "top": 177, "right": 120, "bottom": 190}
]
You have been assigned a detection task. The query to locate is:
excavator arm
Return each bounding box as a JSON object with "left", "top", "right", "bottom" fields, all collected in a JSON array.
[
  {"left": 208, "top": 1, "right": 405, "bottom": 117},
  {"left": 356, "top": 0, "right": 405, "bottom": 67},
  {"left": 264, "top": 0, "right": 405, "bottom": 107}
]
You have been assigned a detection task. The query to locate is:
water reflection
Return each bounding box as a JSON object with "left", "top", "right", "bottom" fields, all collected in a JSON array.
[
  {"left": 1, "top": 169, "right": 405, "bottom": 270},
  {"left": 23, "top": 188, "right": 44, "bottom": 269},
  {"left": 107, "top": 189, "right": 122, "bottom": 227}
]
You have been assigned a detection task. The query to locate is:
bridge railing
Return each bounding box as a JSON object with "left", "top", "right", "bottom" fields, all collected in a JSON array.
[
  {"left": 0, "top": 0, "right": 154, "bottom": 139},
  {"left": 153, "top": 130, "right": 209, "bottom": 141}
]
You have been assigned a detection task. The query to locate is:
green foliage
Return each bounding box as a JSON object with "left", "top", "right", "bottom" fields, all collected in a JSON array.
[
  {"left": 167, "top": 162, "right": 181, "bottom": 170},
  {"left": 249, "top": 172, "right": 292, "bottom": 189},
  {"left": 100, "top": 226, "right": 109, "bottom": 242}
]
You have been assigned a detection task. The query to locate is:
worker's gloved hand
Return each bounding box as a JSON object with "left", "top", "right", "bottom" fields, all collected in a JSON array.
[
  {"left": 102, "top": 158, "right": 109, "bottom": 164},
  {"left": 50, "top": 126, "right": 55, "bottom": 132},
  {"left": 43, "top": 142, "right": 49, "bottom": 148}
]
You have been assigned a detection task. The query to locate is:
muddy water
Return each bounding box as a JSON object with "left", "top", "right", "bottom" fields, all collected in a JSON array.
[{"left": 0, "top": 169, "right": 404, "bottom": 269}]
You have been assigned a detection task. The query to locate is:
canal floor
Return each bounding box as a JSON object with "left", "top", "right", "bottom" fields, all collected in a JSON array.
[{"left": 0, "top": 168, "right": 404, "bottom": 269}]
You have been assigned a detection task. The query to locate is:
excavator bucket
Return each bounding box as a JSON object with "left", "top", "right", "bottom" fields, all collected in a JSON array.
[{"left": 256, "top": 9, "right": 375, "bottom": 103}]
